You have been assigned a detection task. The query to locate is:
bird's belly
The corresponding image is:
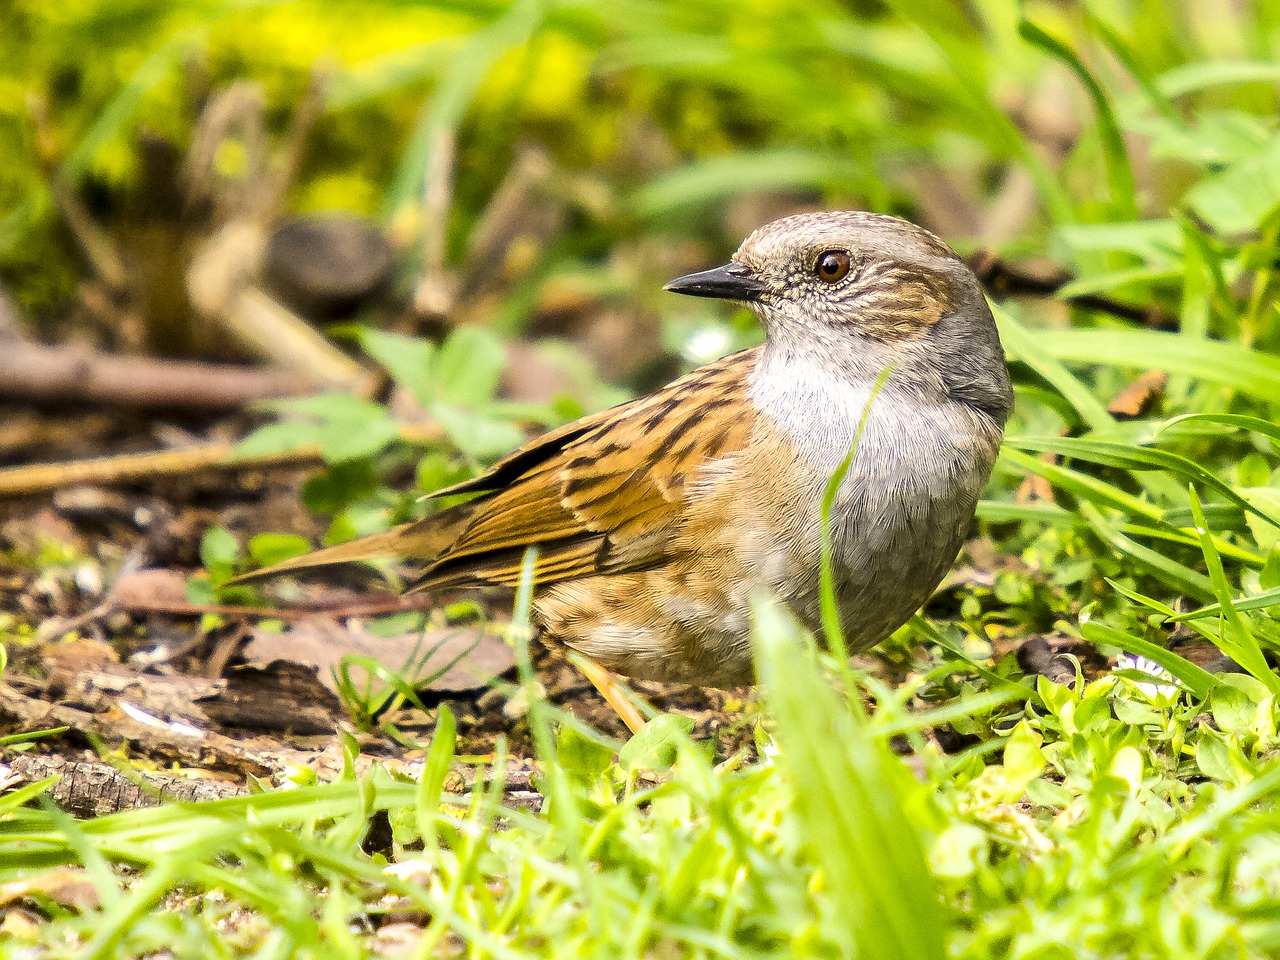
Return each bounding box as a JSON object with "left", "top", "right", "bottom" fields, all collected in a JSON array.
[
  {"left": 815, "top": 447, "right": 987, "bottom": 649},
  {"left": 534, "top": 572, "right": 756, "bottom": 687},
  {"left": 823, "top": 506, "right": 967, "bottom": 649}
]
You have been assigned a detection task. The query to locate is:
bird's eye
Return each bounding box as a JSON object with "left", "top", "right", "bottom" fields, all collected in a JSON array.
[{"left": 814, "top": 250, "right": 851, "bottom": 284}]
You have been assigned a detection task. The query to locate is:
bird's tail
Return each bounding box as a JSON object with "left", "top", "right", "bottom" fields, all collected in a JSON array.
[{"left": 228, "top": 501, "right": 477, "bottom": 585}]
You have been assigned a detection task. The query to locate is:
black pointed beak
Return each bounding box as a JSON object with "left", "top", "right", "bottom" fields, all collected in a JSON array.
[{"left": 663, "top": 262, "right": 767, "bottom": 302}]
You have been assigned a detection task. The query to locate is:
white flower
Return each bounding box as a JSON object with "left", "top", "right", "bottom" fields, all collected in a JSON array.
[{"left": 1115, "top": 653, "right": 1179, "bottom": 700}]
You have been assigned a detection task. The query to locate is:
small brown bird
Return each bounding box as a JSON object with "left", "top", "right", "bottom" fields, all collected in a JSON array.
[{"left": 240, "top": 212, "right": 1011, "bottom": 726}]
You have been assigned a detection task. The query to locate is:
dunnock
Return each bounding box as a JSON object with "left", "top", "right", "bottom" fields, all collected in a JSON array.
[{"left": 239, "top": 212, "right": 1012, "bottom": 721}]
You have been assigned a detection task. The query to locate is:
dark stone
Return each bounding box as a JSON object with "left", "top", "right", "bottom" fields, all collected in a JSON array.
[{"left": 264, "top": 214, "right": 394, "bottom": 319}]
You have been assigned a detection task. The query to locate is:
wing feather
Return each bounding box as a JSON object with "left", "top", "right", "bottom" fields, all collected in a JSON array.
[{"left": 412, "top": 347, "right": 761, "bottom": 591}]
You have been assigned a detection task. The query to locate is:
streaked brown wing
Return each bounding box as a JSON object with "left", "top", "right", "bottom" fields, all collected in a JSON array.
[{"left": 414, "top": 347, "right": 761, "bottom": 590}]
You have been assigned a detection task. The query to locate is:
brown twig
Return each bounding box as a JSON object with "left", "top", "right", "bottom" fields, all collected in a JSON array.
[
  {"left": 455, "top": 145, "right": 558, "bottom": 308},
  {"left": 0, "top": 442, "right": 321, "bottom": 499},
  {"left": 0, "top": 283, "right": 23, "bottom": 340},
  {"left": 118, "top": 595, "right": 437, "bottom": 620},
  {"left": 183, "top": 81, "right": 270, "bottom": 221},
  {"left": 1, "top": 754, "right": 248, "bottom": 817},
  {"left": 0, "top": 413, "right": 116, "bottom": 457},
  {"left": 213, "top": 280, "right": 375, "bottom": 389},
  {"left": 968, "top": 252, "right": 1178, "bottom": 330},
  {"left": 26, "top": 94, "right": 131, "bottom": 297},
  {"left": 0, "top": 340, "right": 322, "bottom": 410},
  {"left": 266, "top": 64, "right": 331, "bottom": 221},
  {"left": 412, "top": 127, "right": 458, "bottom": 318},
  {"left": 0, "top": 422, "right": 443, "bottom": 499}
]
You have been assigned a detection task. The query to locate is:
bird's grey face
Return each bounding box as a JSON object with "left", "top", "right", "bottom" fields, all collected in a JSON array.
[
  {"left": 665, "top": 211, "right": 977, "bottom": 345},
  {"left": 665, "top": 211, "right": 1012, "bottom": 423}
]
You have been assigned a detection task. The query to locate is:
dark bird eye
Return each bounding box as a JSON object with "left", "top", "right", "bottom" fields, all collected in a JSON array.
[{"left": 814, "top": 250, "right": 851, "bottom": 284}]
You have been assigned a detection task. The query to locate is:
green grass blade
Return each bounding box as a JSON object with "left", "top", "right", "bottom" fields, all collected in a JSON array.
[
  {"left": 1159, "top": 412, "right": 1280, "bottom": 447},
  {"left": 1079, "top": 502, "right": 1214, "bottom": 601},
  {"left": 1018, "top": 17, "right": 1137, "bottom": 218},
  {"left": 1080, "top": 622, "right": 1215, "bottom": 698},
  {"left": 819, "top": 362, "right": 895, "bottom": 663},
  {"left": 1034, "top": 330, "right": 1280, "bottom": 403},
  {"left": 998, "top": 448, "right": 1162, "bottom": 522},
  {"left": 1187, "top": 488, "right": 1280, "bottom": 692},
  {"left": 1007, "top": 434, "right": 1280, "bottom": 528},
  {"left": 629, "top": 149, "right": 860, "bottom": 221},
  {"left": 383, "top": 0, "right": 539, "bottom": 219},
  {"left": 1168, "top": 585, "right": 1280, "bottom": 622},
  {"left": 992, "top": 304, "right": 1115, "bottom": 429},
  {"left": 417, "top": 703, "right": 457, "bottom": 849},
  {"left": 752, "top": 594, "right": 946, "bottom": 959}
]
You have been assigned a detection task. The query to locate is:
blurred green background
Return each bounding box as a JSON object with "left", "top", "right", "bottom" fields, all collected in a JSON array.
[
  {"left": 10, "top": 0, "right": 1280, "bottom": 573},
  {"left": 6, "top": 0, "right": 1278, "bottom": 354}
]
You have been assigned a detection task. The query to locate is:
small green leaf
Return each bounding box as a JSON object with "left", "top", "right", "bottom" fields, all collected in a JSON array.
[
  {"left": 1211, "top": 683, "right": 1258, "bottom": 735},
  {"left": 432, "top": 404, "right": 524, "bottom": 460},
  {"left": 1187, "top": 132, "right": 1280, "bottom": 234},
  {"left": 302, "top": 461, "right": 381, "bottom": 515},
  {"left": 1262, "top": 547, "right": 1280, "bottom": 590},
  {"left": 618, "top": 713, "right": 695, "bottom": 773},
  {"left": 252, "top": 393, "right": 400, "bottom": 464},
  {"left": 434, "top": 327, "right": 507, "bottom": 406},
  {"left": 1239, "top": 454, "right": 1272, "bottom": 488},
  {"left": 200, "top": 526, "right": 241, "bottom": 569},
  {"left": 1243, "top": 488, "right": 1280, "bottom": 551},
  {"left": 230, "top": 422, "right": 314, "bottom": 460},
  {"left": 1002, "top": 720, "right": 1047, "bottom": 788},
  {"left": 248, "top": 533, "right": 312, "bottom": 567},
  {"left": 1195, "top": 728, "right": 1235, "bottom": 782},
  {"left": 1108, "top": 746, "right": 1144, "bottom": 796},
  {"left": 355, "top": 328, "right": 437, "bottom": 407},
  {"left": 556, "top": 724, "right": 616, "bottom": 785},
  {"left": 928, "top": 823, "right": 987, "bottom": 879}
]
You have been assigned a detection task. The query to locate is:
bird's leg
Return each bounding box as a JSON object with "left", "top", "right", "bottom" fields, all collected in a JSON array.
[{"left": 570, "top": 653, "right": 648, "bottom": 735}]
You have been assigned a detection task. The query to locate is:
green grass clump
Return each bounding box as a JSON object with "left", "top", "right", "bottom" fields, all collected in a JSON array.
[{"left": 7, "top": 598, "right": 1280, "bottom": 957}]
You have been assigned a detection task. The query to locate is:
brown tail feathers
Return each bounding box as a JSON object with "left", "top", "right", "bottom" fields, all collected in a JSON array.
[{"left": 228, "top": 501, "right": 477, "bottom": 585}]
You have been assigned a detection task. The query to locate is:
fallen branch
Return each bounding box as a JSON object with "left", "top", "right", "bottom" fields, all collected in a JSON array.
[
  {"left": 118, "top": 595, "right": 437, "bottom": 621},
  {"left": 0, "top": 423, "right": 443, "bottom": 499},
  {"left": 1, "top": 754, "right": 248, "bottom": 818},
  {"left": 970, "top": 251, "right": 1178, "bottom": 330},
  {"left": 0, "top": 442, "right": 322, "bottom": 499},
  {"left": 0, "top": 341, "right": 322, "bottom": 410}
]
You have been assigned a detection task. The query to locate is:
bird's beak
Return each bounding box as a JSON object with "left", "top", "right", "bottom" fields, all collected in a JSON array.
[{"left": 663, "top": 262, "right": 767, "bottom": 302}]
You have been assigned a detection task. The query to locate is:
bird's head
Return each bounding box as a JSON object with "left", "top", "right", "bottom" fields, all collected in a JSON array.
[{"left": 665, "top": 211, "right": 1012, "bottom": 422}]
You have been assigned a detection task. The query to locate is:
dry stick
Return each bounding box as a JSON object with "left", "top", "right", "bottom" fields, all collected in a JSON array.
[
  {"left": 455, "top": 144, "right": 556, "bottom": 305},
  {"left": 412, "top": 126, "right": 458, "bottom": 318},
  {"left": 264, "top": 64, "right": 331, "bottom": 222},
  {"left": 0, "top": 282, "right": 23, "bottom": 339},
  {"left": 0, "top": 340, "right": 321, "bottom": 410},
  {"left": 969, "top": 252, "right": 1178, "bottom": 330},
  {"left": 183, "top": 81, "right": 270, "bottom": 217},
  {"left": 0, "top": 443, "right": 319, "bottom": 499},
  {"left": 183, "top": 79, "right": 375, "bottom": 391},
  {"left": 26, "top": 95, "right": 130, "bottom": 297},
  {"left": 216, "top": 282, "right": 374, "bottom": 389},
  {"left": 2, "top": 754, "right": 249, "bottom": 817},
  {"left": 54, "top": 180, "right": 131, "bottom": 296},
  {"left": 0, "top": 413, "right": 116, "bottom": 457},
  {"left": 118, "top": 596, "right": 437, "bottom": 621},
  {"left": 0, "top": 423, "right": 443, "bottom": 499}
]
